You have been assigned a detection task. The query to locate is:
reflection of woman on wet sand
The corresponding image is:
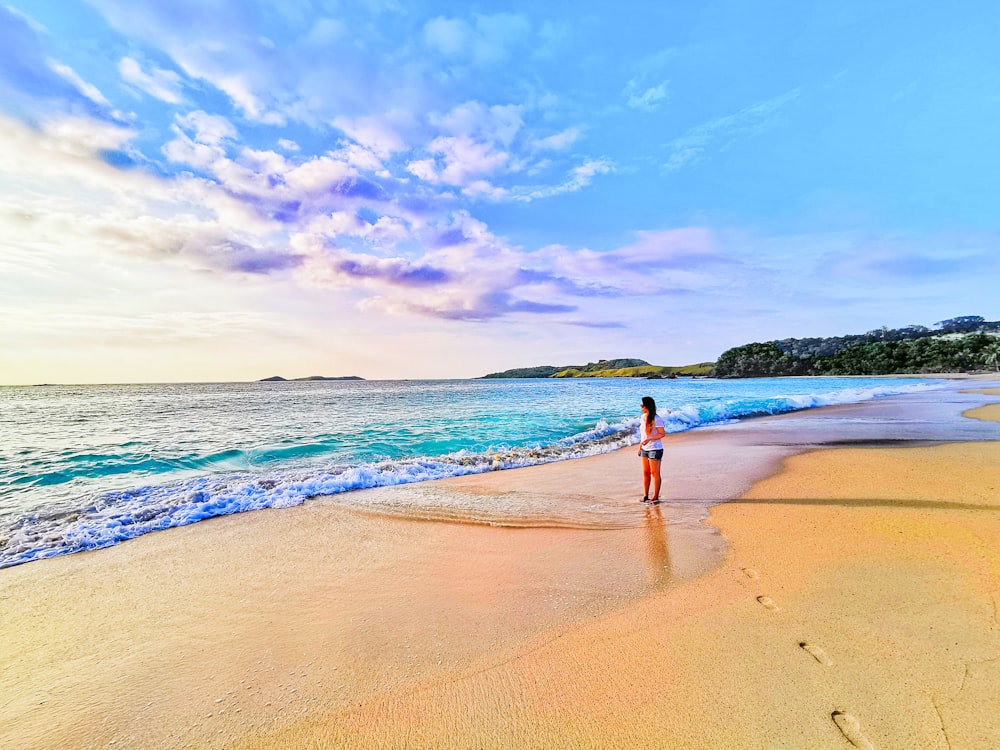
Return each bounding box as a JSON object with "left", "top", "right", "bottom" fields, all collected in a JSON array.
[
  {"left": 638, "top": 396, "right": 667, "bottom": 503},
  {"left": 643, "top": 502, "right": 670, "bottom": 587}
]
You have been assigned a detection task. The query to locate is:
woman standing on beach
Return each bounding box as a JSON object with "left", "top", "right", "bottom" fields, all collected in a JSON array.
[{"left": 638, "top": 395, "right": 667, "bottom": 503}]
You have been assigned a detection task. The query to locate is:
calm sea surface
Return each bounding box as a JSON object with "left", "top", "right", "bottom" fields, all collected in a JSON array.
[{"left": 0, "top": 377, "right": 940, "bottom": 568}]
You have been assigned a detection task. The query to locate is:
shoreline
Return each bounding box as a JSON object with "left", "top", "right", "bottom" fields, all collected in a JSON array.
[
  {"left": 2, "top": 381, "right": 998, "bottom": 748},
  {"left": 1, "top": 374, "right": 955, "bottom": 571}
]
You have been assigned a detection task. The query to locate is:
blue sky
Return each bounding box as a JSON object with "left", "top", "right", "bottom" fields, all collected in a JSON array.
[{"left": 2, "top": 1, "right": 999, "bottom": 382}]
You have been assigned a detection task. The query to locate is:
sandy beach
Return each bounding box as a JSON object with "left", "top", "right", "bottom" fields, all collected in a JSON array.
[{"left": 2, "top": 381, "right": 999, "bottom": 749}]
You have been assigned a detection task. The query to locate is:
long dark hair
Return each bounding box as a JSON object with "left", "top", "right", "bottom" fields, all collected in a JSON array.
[{"left": 641, "top": 396, "right": 657, "bottom": 428}]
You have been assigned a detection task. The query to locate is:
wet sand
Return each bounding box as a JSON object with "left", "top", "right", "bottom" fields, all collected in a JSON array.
[{"left": 1, "top": 381, "right": 998, "bottom": 749}]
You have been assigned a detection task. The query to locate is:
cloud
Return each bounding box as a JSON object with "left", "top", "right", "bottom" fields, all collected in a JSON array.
[
  {"left": 399, "top": 98, "right": 602, "bottom": 203},
  {"left": 423, "top": 17, "right": 471, "bottom": 56},
  {"left": 204, "top": 240, "right": 303, "bottom": 274},
  {"left": 0, "top": 7, "right": 119, "bottom": 121},
  {"left": 1, "top": 308, "right": 286, "bottom": 344},
  {"left": 162, "top": 111, "right": 236, "bottom": 170},
  {"left": 432, "top": 100, "right": 524, "bottom": 145},
  {"left": 512, "top": 158, "right": 614, "bottom": 201},
  {"left": 283, "top": 156, "right": 355, "bottom": 194},
  {"left": 0, "top": 109, "right": 739, "bottom": 333},
  {"left": 470, "top": 13, "right": 532, "bottom": 65},
  {"left": 543, "top": 228, "right": 736, "bottom": 297},
  {"left": 84, "top": 1, "right": 442, "bottom": 128},
  {"left": 2, "top": 0, "right": 743, "bottom": 336},
  {"left": 336, "top": 254, "right": 451, "bottom": 286},
  {"left": 407, "top": 134, "right": 509, "bottom": 186},
  {"left": 307, "top": 211, "right": 410, "bottom": 248},
  {"left": 284, "top": 214, "right": 745, "bottom": 326},
  {"left": 48, "top": 61, "right": 112, "bottom": 107},
  {"left": 534, "top": 127, "right": 581, "bottom": 151},
  {"left": 826, "top": 234, "right": 997, "bottom": 281},
  {"left": 565, "top": 320, "right": 627, "bottom": 329},
  {"left": 624, "top": 80, "right": 668, "bottom": 111},
  {"left": 607, "top": 228, "right": 729, "bottom": 269},
  {"left": 664, "top": 88, "right": 801, "bottom": 171},
  {"left": 330, "top": 143, "right": 387, "bottom": 174},
  {"left": 161, "top": 112, "right": 403, "bottom": 223},
  {"left": 176, "top": 110, "right": 237, "bottom": 145},
  {"left": 333, "top": 114, "right": 406, "bottom": 158},
  {"left": 405, "top": 100, "right": 594, "bottom": 199},
  {"left": 569, "top": 159, "right": 614, "bottom": 187},
  {"left": 42, "top": 116, "right": 137, "bottom": 155},
  {"left": 460, "top": 180, "right": 508, "bottom": 200},
  {"left": 87, "top": 0, "right": 288, "bottom": 122},
  {"left": 34, "top": 3, "right": 595, "bottom": 218},
  {"left": 1, "top": 113, "right": 287, "bottom": 280},
  {"left": 369, "top": 291, "right": 576, "bottom": 322},
  {"left": 0, "top": 110, "right": 810, "bottom": 341},
  {"left": 119, "top": 57, "right": 184, "bottom": 103},
  {"left": 288, "top": 211, "right": 602, "bottom": 322},
  {"left": 422, "top": 13, "right": 531, "bottom": 66}
]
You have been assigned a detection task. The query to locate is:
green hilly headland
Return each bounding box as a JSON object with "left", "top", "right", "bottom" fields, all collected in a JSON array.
[{"left": 482, "top": 359, "right": 715, "bottom": 379}]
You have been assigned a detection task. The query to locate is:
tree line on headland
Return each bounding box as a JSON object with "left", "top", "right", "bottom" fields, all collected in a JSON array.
[
  {"left": 483, "top": 316, "right": 1000, "bottom": 379},
  {"left": 714, "top": 316, "right": 1000, "bottom": 377}
]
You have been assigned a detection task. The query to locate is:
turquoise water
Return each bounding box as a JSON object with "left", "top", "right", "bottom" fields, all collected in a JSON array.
[{"left": 0, "top": 377, "right": 941, "bottom": 568}]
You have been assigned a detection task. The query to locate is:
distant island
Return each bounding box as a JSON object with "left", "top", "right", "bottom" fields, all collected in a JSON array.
[
  {"left": 482, "top": 358, "right": 715, "bottom": 379},
  {"left": 259, "top": 375, "right": 364, "bottom": 381}
]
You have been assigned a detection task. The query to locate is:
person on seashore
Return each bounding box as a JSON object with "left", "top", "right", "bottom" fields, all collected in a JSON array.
[{"left": 638, "top": 395, "right": 667, "bottom": 503}]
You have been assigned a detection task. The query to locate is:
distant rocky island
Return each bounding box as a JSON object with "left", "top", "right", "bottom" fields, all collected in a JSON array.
[
  {"left": 259, "top": 375, "right": 364, "bottom": 381},
  {"left": 482, "top": 358, "right": 715, "bottom": 379}
]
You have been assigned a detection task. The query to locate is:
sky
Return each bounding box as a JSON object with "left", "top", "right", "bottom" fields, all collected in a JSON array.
[{"left": 2, "top": 1, "right": 1000, "bottom": 383}]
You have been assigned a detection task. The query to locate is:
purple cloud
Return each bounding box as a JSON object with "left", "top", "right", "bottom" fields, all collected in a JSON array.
[
  {"left": 208, "top": 241, "right": 302, "bottom": 274},
  {"left": 411, "top": 291, "right": 576, "bottom": 322},
  {"left": 335, "top": 257, "right": 451, "bottom": 286},
  {"left": 512, "top": 268, "right": 620, "bottom": 297},
  {"left": 500, "top": 296, "right": 577, "bottom": 314},
  {"left": 333, "top": 176, "right": 387, "bottom": 201},
  {"left": 232, "top": 252, "right": 302, "bottom": 274},
  {"left": 270, "top": 200, "right": 302, "bottom": 223},
  {"left": 566, "top": 320, "right": 627, "bottom": 329},
  {"left": 433, "top": 227, "right": 469, "bottom": 247}
]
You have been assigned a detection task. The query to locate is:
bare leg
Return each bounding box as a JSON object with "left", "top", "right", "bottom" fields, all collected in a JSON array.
[
  {"left": 641, "top": 456, "right": 651, "bottom": 500},
  {"left": 649, "top": 458, "right": 662, "bottom": 501}
]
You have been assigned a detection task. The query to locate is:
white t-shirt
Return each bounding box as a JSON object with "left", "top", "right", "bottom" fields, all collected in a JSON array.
[{"left": 640, "top": 414, "right": 666, "bottom": 450}]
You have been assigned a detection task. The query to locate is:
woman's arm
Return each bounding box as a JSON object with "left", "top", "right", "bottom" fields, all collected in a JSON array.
[{"left": 645, "top": 417, "right": 666, "bottom": 443}]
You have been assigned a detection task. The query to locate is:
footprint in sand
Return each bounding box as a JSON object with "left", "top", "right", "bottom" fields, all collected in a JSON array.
[
  {"left": 832, "top": 710, "right": 875, "bottom": 750},
  {"left": 799, "top": 641, "right": 833, "bottom": 666},
  {"left": 756, "top": 595, "right": 779, "bottom": 612},
  {"left": 742, "top": 567, "right": 760, "bottom": 579}
]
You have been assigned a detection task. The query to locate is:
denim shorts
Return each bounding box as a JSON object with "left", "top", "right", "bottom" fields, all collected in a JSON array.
[{"left": 640, "top": 448, "right": 664, "bottom": 460}]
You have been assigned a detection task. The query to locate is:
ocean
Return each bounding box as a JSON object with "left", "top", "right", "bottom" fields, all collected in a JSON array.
[{"left": 0, "top": 376, "right": 942, "bottom": 569}]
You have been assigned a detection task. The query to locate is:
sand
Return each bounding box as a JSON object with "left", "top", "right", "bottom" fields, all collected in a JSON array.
[{"left": 1, "top": 382, "right": 998, "bottom": 749}]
